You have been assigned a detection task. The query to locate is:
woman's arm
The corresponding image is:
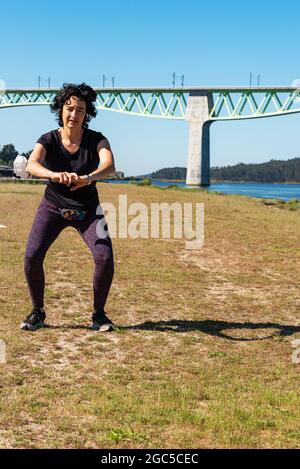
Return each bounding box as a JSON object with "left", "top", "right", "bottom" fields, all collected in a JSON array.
[
  {"left": 26, "top": 143, "right": 52, "bottom": 179},
  {"left": 70, "top": 138, "right": 115, "bottom": 191},
  {"left": 27, "top": 143, "right": 79, "bottom": 186},
  {"left": 89, "top": 138, "right": 116, "bottom": 181}
]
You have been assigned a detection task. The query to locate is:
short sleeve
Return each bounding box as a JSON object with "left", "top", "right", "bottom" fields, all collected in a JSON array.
[
  {"left": 95, "top": 131, "right": 106, "bottom": 147},
  {"left": 95, "top": 133, "right": 112, "bottom": 154},
  {"left": 37, "top": 132, "right": 52, "bottom": 152}
]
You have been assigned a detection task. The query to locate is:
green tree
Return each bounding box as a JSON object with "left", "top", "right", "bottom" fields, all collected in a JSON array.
[
  {"left": 0, "top": 144, "right": 18, "bottom": 165},
  {"left": 21, "top": 149, "right": 33, "bottom": 159}
]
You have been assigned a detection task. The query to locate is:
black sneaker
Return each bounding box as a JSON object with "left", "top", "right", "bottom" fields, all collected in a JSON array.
[
  {"left": 20, "top": 308, "right": 46, "bottom": 331},
  {"left": 91, "top": 311, "right": 115, "bottom": 331}
]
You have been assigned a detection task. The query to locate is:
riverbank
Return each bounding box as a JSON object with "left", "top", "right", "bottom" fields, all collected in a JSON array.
[
  {"left": 146, "top": 178, "right": 300, "bottom": 184},
  {"left": 105, "top": 179, "right": 300, "bottom": 202},
  {"left": 2, "top": 177, "right": 300, "bottom": 201}
]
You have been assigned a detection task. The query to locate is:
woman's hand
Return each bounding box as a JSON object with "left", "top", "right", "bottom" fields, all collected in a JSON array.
[
  {"left": 69, "top": 175, "right": 91, "bottom": 191},
  {"left": 50, "top": 172, "right": 79, "bottom": 187}
]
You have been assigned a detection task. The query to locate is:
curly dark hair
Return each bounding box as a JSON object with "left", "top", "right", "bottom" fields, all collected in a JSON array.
[{"left": 50, "top": 83, "right": 97, "bottom": 128}]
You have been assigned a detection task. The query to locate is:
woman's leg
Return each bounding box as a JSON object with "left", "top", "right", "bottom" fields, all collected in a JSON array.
[
  {"left": 77, "top": 208, "right": 114, "bottom": 313},
  {"left": 24, "top": 198, "right": 66, "bottom": 309}
]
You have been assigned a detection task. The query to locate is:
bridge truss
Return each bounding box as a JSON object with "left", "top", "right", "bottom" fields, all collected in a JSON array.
[{"left": 1, "top": 87, "right": 300, "bottom": 120}]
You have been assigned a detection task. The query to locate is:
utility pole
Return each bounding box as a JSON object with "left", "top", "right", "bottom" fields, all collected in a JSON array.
[
  {"left": 102, "top": 75, "right": 115, "bottom": 88},
  {"left": 38, "top": 76, "right": 41, "bottom": 89},
  {"left": 172, "top": 73, "right": 185, "bottom": 87}
]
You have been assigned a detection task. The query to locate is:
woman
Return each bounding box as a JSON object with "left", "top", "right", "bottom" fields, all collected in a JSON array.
[{"left": 21, "top": 83, "right": 115, "bottom": 332}]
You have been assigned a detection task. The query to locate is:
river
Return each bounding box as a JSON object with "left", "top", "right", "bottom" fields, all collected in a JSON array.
[{"left": 104, "top": 180, "right": 300, "bottom": 201}]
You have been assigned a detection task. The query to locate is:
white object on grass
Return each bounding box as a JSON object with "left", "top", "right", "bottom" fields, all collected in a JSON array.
[{"left": 13, "top": 155, "right": 29, "bottom": 179}]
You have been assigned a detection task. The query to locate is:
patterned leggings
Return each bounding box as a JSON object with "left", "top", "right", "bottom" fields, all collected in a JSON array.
[{"left": 24, "top": 196, "right": 114, "bottom": 313}]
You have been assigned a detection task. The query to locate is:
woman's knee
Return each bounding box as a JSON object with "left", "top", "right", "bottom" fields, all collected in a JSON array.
[
  {"left": 93, "top": 244, "right": 114, "bottom": 270},
  {"left": 24, "top": 251, "right": 45, "bottom": 269}
]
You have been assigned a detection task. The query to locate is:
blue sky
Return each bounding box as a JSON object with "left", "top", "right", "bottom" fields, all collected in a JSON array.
[{"left": 1, "top": 0, "right": 300, "bottom": 176}]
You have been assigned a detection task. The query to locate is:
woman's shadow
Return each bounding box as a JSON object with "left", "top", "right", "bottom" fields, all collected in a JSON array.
[
  {"left": 122, "top": 319, "right": 300, "bottom": 341},
  {"left": 44, "top": 318, "right": 300, "bottom": 341}
]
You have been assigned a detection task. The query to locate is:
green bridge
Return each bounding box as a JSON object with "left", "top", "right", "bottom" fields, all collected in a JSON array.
[{"left": 1, "top": 87, "right": 300, "bottom": 185}]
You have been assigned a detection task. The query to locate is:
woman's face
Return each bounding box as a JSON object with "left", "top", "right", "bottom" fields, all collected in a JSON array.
[{"left": 62, "top": 96, "right": 87, "bottom": 129}]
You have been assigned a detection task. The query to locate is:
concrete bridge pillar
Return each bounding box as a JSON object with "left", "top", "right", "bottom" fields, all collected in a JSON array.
[{"left": 185, "top": 92, "right": 213, "bottom": 186}]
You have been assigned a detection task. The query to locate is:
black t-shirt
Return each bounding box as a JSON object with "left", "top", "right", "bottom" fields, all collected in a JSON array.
[{"left": 37, "top": 128, "right": 106, "bottom": 209}]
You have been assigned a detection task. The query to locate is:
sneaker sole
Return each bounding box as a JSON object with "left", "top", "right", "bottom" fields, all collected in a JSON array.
[
  {"left": 20, "top": 321, "right": 45, "bottom": 331},
  {"left": 91, "top": 323, "right": 114, "bottom": 332}
]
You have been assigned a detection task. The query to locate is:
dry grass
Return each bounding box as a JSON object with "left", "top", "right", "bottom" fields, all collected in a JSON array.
[{"left": 0, "top": 181, "right": 300, "bottom": 448}]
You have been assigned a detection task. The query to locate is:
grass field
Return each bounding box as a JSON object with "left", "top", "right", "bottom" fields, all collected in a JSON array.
[{"left": 0, "top": 181, "right": 300, "bottom": 449}]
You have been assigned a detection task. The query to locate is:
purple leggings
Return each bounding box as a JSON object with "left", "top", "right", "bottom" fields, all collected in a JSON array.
[{"left": 24, "top": 197, "right": 114, "bottom": 313}]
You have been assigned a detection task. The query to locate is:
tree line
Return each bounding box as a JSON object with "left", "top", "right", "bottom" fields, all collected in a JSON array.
[
  {"left": 0, "top": 144, "right": 31, "bottom": 166},
  {"left": 2, "top": 143, "right": 300, "bottom": 183},
  {"left": 151, "top": 158, "right": 300, "bottom": 183}
]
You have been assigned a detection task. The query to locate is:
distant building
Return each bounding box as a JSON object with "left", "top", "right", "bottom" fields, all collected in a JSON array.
[{"left": 114, "top": 171, "right": 124, "bottom": 179}]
